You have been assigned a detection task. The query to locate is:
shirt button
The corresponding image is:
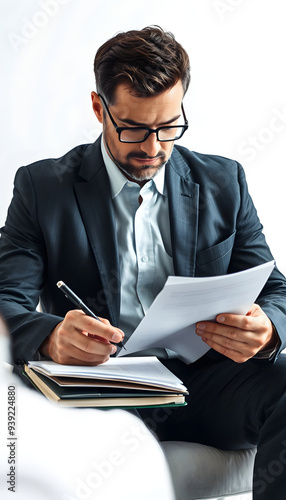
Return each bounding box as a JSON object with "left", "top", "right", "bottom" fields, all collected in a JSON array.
[{"left": 141, "top": 255, "right": 149, "bottom": 262}]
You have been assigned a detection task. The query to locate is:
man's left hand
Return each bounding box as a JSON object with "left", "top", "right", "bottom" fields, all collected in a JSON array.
[{"left": 196, "top": 304, "right": 278, "bottom": 363}]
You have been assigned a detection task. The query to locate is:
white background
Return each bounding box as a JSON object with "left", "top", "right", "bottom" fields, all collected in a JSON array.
[{"left": 1, "top": 0, "right": 286, "bottom": 274}]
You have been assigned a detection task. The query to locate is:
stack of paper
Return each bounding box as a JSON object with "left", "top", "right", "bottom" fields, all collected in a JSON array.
[{"left": 24, "top": 357, "right": 188, "bottom": 408}]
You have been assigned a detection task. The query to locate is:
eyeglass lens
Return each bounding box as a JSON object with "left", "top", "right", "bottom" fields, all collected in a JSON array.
[{"left": 120, "top": 126, "right": 185, "bottom": 143}]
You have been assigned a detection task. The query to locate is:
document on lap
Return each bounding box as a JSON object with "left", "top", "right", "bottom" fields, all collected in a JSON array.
[
  {"left": 118, "top": 261, "right": 275, "bottom": 364},
  {"left": 24, "top": 357, "right": 188, "bottom": 408}
]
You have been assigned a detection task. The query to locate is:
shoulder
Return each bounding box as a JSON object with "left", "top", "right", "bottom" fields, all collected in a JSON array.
[
  {"left": 15, "top": 143, "right": 91, "bottom": 185},
  {"left": 173, "top": 145, "right": 240, "bottom": 172},
  {"left": 170, "top": 145, "right": 250, "bottom": 210},
  {"left": 171, "top": 145, "right": 246, "bottom": 189},
  {"left": 14, "top": 135, "right": 104, "bottom": 187},
  {"left": 11, "top": 138, "right": 105, "bottom": 213}
]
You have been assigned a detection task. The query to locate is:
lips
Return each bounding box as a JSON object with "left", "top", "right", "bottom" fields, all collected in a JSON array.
[
  {"left": 133, "top": 157, "right": 160, "bottom": 164},
  {"left": 131, "top": 153, "right": 165, "bottom": 165}
]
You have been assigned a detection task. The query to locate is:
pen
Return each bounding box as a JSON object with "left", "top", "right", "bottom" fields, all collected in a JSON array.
[{"left": 56, "top": 280, "right": 125, "bottom": 350}]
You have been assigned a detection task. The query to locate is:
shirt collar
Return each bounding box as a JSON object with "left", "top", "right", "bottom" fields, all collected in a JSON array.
[
  {"left": 101, "top": 136, "right": 166, "bottom": 199},
  {"left": 101, "top": 137, "right": 127, "bottom": 198}
]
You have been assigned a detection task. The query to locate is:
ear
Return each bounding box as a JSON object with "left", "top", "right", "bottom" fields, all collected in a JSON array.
[{"left": 91, "top": 91, "right": 104, "bottom": 123}]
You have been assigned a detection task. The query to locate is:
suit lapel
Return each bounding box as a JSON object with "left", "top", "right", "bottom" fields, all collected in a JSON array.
[
  {"left": 74, "top": 139, "right": 120, "bottom": 325},
  {"left": 166, "top": 148, "right": 199, "bottom": 277},
  {"left": 73, "top": 140, "right": 199, "bottom": 324}
]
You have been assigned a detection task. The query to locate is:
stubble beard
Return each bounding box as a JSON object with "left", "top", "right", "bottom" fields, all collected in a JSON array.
[
  {"left": 104, "top": 135, "right": 170, "bottom": 183},
  {"left": 117, "top": 158, "right": 167, "bottom": 182}
]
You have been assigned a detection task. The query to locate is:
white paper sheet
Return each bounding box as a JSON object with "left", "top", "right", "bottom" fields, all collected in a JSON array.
[
  {"left": 28, "top": 357, "right": 187, "bottom": 391},
  {"left": 119, "top": 261, "right": 275, "bottom": 363}
]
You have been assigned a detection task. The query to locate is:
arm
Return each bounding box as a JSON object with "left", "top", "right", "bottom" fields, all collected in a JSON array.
[
  {"left": 0, "top": 167, "right": 60, "bottom": 363},
  {"left": 0, "top": 166, "right": 123, "bottom": 366},
  {"left": 196, "top": 162, "right": 286, "bottom": 363}
]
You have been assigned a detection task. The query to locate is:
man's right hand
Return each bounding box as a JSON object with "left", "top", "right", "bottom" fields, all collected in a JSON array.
[{"left": 40, "top": 310, "right": 124, "bottom": 365}]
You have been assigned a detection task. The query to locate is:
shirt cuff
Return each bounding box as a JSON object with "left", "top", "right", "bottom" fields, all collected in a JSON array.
[{"left": 254, "top": 324, "right": 280, "bottom": 359}]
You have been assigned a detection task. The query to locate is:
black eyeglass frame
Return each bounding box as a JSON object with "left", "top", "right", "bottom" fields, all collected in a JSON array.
[{"left": 98, "top": 94, "right": 189, "bottom": 143}]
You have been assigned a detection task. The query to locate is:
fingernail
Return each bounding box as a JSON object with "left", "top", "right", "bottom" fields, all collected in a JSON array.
[
  {"left": 197, "top": 323, "right": 206, "bottom": 329},
  {"left": 218, "top": 315, "right": 225, "bottom": 322},
  {"left": 112, "top": 332, "right": 123, "bottom": 342},
  {"left": 196, "top": 329, "right": 204, "bottom": 335},
  {"left": 111, "top": 345, "right": 117, "bottom": 354}
]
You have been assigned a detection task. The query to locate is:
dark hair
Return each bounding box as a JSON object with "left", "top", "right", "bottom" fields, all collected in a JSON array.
[{"left": 93, "top": 26, "right": 190, "bottom": 104}]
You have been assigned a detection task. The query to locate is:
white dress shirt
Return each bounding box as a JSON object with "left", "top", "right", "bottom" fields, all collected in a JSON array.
[{"left": 101, "top": 139, "right": 174, "bottom": 340}]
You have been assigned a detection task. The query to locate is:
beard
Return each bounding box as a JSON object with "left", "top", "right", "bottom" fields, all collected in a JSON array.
[
  {"left": 118, "top": 152, "right": 167, "bottom": 182},
  {"left": 104, "top": 135, "right": 170, "bottom": 183}
]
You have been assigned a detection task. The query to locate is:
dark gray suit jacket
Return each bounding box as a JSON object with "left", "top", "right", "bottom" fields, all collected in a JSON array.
[{"left": 1, "top": 137, "right": 286, "bottom": 364}]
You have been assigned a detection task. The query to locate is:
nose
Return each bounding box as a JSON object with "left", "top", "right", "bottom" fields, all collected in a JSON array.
[{"left": 139, "top": 132, "right": 161, "bottom": 157}]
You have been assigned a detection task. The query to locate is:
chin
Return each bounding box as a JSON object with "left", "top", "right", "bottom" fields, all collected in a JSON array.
[{"left": 120, "top": 163, "right": 166, "bottom": 182}]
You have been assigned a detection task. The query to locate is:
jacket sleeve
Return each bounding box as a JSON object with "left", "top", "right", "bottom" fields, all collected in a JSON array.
[
  {"left": 229, "top": 163, "right": 286, "bottom": 362},
  {"left": 0, "top": 167, "right": 63, "bottom": 364}
]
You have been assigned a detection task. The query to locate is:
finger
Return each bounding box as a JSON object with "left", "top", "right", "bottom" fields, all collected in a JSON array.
[
  {"left": 197, "top": 329, "right": 249, "bottom": 352},
  {"left": 199, "top": 334, "right": 253, "bottom": 363},
  {"left": 51, "top": 321, "right": 117, "bottom": 364},
  {"left": 197, "top": 312, "right": 257, "bottom": 336},
  {"left": 216, "top": 307, "right": 270, "bottom": 337},
  {"left": 216, "top": 313, "right": 254, "bottom": 331},
  {"left": 196, "top": 320, "right": 239, "bottom": 339},
  {"left": 85, "top": 332, "right": 110, "bottom": 343},
  {"left": 65, "top": 310, "right": 124, "bottom": 344},
  {"left": 58, "top": 324, "right": 117, "bottom": 357},
  {"left": 98, "top": 316, "right": 125, "bottom": 336},
  {"left": 66, "top": 339, "right": 115, "bottom": 363},
  {"left": 51, "top": 328, "right": 115, "bottom": 364},
  {"left": 196, "top": 324, "right": 257, "bottom": 361},
  {"left": 98, "top": 317, "right": 125, "bottom": 334},
  {"left": 87, "top": 329, "right": 124, "bottom": 343},
  {"left": 55, "top": 349, "right": 111, "bottom": 366},
  {"left": 196, "top": 320, "right": 260, "bottom": 349}
]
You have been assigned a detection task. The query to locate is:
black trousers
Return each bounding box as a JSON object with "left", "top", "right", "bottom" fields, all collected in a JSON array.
[{"left": 138, "top": 352, "right": 286, "bottom": 499}]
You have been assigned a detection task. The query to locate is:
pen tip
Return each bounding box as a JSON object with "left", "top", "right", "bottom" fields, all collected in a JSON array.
[{"left": 57, "top": 281, "right": 64, "bottom": 288}]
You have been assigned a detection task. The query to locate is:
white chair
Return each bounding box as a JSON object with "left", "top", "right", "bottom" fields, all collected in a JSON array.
[{"left": 161, "top": 441, "right": 256, "bottom": 500}]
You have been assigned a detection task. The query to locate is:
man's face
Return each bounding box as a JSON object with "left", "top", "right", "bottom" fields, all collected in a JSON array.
[{"left": 91, "top": 81, "right": 185, "bottom": 184}]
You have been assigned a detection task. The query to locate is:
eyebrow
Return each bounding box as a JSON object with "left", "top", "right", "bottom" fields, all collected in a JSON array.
[{"left": 119, "top": 114, "right": 182, "bottom": 127}]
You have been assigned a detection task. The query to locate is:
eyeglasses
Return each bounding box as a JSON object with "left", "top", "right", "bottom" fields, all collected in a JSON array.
[{"left": 98, "top": 94, "right": 188, "bottom": 143}]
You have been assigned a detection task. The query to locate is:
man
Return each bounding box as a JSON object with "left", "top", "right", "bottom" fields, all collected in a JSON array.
[
  {"left": 0, "top": 316, "right": 175, "bottom": 500},
  {"left": 0, "top": 26, "right": 286, "bottom": 498}
]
